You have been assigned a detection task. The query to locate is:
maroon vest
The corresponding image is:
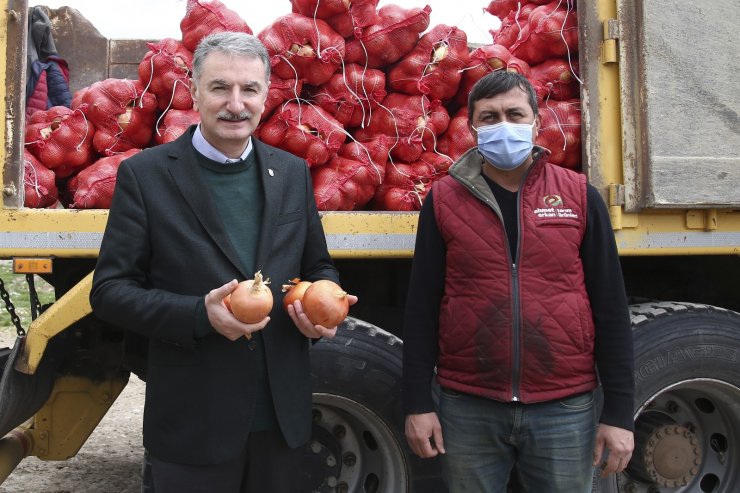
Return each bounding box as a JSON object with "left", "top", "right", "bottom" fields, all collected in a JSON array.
[{"left": 433, "top": 156, "right": 597, "bottom": 403}]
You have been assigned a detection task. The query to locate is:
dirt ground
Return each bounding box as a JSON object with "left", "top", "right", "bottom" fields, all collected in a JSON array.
[{"left": 0, "top": 332, "right": 146, "bottom": 493}]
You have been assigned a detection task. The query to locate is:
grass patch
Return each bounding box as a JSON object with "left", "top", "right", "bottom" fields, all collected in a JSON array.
[{"left": 0, "top": 260, "right": 55, "bottom": 337}]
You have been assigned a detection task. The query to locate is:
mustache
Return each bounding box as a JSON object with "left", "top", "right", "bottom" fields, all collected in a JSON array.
[{"left": 217, "top": 111, "right": 252, "bottom": 121}]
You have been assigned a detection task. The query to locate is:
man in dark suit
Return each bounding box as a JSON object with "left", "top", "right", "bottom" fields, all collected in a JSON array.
[{"left": 90, "top": 32, "right": 354, "bottom": 493}]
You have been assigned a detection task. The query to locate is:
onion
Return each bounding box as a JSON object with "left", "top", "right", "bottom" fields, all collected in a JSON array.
[
  {"left": 281, "top": 278, "right": 313, "bottom": 311},
  {"left": 230, "top": 271, "right": 273, "bottom": 324},
  {"left": 302, "top": 279, "right": 349, "bottom": 328}
]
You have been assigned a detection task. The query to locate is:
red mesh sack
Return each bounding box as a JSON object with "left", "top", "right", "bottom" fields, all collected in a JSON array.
[
  {"left": 370, "top": 182, "right": 429, "bottom": 211},
  {"left": 455, "top": 44, "right": 531, "bottom": 106},
  {"left": 536, "top": 99, "right": 581, "bottom": 169},
  {"left": 509, "top": 1, "right": 579, "bottom": 65},
  {"left": 491, "top": 4, "right": 537, "bottom": 49},
  {"left": 387, "top": 24, "right": 469, "bottom": 102},
  {"left": 73, "top": 79, "right": 158, "bottom": 156},
  {"left": 290, "top": 0, "right": 379, "bottom": 38},
  {"left": 154, "top": 109, "right": 200, "bottom": 145},
  {"left": 409, "top": 151, "right": 453, "bottom": 181},
  {"left": 139, "top": 38, "right": 193, "bottom": 112},
  {"left": 264, "top": 74, "right": 303, "bottom": 119},
  {"left": 384, "top": 159, "right": 436, "bottom": 187},
  {"left": 23, "top": 150, "right": 58, "bottom": 208},
  {"left": 437, "top": 108, "right": 476, "bottom": 162},
  {"left": 528, "top": 58, "right": 580, "bottom": 102},
  {"left": 257, "top": 102, "right": 345, "bottom": 167},
  {"left": 353, "top": 93, "right": 449, "bottom": 162},
  {"left": 258, "top": 13, "right": 345, "bottom": 86},
  {"left": 308, "top": 63, "right": 387, "bottom": 129},
  {"left": 179, "top": 0, "right": 252, "bottom": 52},
  {"left": 344, "top": 4, "right": 431, "bottom": 68},
  {"left": 311, "top": 138, "right": 390, "bottom": 211},
  {"left": 24, "top": 106, "right": 96, "bottom": 178},
  {"left": 485, "top": 0, "right": 549, "bottom": 19},
  {"left": 68, "top": 148, "right": 141, "bottom": 209},
  {"left": 325, "top": 0, "right": 379, "bottom": 38}
]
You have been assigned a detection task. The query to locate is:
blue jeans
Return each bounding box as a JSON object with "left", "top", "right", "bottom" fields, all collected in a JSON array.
[{"left": 437, "top": 388, "right": 597, "bottom": 493}]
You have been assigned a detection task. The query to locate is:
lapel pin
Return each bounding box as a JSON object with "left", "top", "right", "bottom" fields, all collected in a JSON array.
[{"left": 268, "top": 169, "right": 275, "bottom": 177}]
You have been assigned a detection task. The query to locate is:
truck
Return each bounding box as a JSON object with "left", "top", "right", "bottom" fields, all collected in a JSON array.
[{"left": 0, "top": 0, "right": 738, "bottom": 492}]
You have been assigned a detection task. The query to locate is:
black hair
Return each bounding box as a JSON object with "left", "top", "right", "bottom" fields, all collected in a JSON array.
[{"left": 467, "top": 71, "right": 538, "bottom": 121}]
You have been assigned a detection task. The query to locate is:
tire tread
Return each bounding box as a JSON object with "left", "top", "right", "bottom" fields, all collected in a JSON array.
[
  {"left": 342, "top": 317, "right": 403, "bottom": 347},
  {"left": 629, "top": 301, "right": 738, "bottom": 328}
]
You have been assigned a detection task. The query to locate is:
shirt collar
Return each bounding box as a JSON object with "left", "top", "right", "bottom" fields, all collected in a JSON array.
[{"left": 192, "top": 124, "right": 253, "bottom": 163}]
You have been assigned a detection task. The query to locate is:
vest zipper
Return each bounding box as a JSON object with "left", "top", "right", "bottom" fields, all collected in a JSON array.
[{"left": 510, "top": 262, "right": 521, "bottom": 402}]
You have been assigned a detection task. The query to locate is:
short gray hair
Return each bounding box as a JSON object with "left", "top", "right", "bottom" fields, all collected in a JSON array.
[{"left": 192, "top": 32, "right": 271, "bottom": 82}]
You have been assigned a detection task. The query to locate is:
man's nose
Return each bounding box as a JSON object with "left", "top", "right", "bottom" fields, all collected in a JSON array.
[{"left": 225, "top": 88, "right": 244, "bottom": 111}]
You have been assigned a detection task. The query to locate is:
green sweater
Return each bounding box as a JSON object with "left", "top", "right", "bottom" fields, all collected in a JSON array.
[{"left": 194, "top": 150, "right": 278, "bottom": 432}]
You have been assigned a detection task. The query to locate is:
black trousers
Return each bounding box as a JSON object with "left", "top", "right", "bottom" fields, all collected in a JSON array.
[{"left": 147, "top": 429, "right": 301, "bottom": 493}]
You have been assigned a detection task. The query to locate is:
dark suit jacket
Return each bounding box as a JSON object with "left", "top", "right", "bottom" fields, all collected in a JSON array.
[{"left": 90, "top": 128, "right": 338, "bottom": 465}]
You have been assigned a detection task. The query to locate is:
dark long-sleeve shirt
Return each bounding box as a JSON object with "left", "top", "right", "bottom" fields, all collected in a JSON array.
[{"left": 402, "top": 179, "right": 635, "bottom": 431}]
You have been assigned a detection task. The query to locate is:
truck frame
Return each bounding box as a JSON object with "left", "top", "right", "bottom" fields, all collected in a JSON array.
[{"left": 0, "top": 0, "right": 738, "bottom": 492}]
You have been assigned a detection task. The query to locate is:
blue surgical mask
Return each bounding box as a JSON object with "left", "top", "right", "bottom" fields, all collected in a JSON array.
[{"left": 474, "top": 121, "right": 535, "bottom": 171}]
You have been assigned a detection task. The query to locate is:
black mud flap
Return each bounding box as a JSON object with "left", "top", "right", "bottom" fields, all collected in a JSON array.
[{"left": 0, "top": 334, "right": 69, "bottom": 438}]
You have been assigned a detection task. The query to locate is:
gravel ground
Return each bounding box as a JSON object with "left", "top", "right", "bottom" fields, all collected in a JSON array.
[{"left": 0, "top": 332, "right": 146, "bottom": 493}]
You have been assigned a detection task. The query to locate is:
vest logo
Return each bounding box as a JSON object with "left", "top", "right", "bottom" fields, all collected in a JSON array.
[
  {"left": 533, "top": 194, "right": 579, "bottom": 220},
  {"left": 543, "top": 195, "right": 563, "bottom": 207}
]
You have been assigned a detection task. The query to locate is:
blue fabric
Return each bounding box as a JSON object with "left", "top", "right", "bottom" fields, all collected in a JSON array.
[
  {"left": 25, "top": 57, "right": 71, "bottom": 113},
  {"left": 437, "top": 388, "right": 597, "bottom": 493}
]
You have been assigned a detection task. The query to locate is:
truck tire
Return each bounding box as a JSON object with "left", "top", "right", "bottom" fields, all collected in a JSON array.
[
  {"left": 596, "top": 302, "right": 740, "bottom": 493},
  {"left": 306, "top": 317, "right": 446, "bottom": 493}
]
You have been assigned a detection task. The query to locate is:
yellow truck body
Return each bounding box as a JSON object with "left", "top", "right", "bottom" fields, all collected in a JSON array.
[{"left": 0, "top": 0, "right": 738, "bottom": 491}]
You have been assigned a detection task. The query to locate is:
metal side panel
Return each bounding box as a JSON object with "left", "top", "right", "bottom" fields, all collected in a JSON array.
[
  {"left": 620, "top": 0, "right": 740, "bottom": 209},
  {"left": 2, "top": 0, "right": 28, "bottom": 210}
]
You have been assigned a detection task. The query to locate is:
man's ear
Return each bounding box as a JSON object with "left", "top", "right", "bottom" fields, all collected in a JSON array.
[
  {"left": 468, "top": 121, "right": 477, "bottom": 141},
  {"left": 189, "top": 79, "right": 199, "bottom": 111}
]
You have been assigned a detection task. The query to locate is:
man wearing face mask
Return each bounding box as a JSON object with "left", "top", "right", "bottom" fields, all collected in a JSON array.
[{"left": 401, "top": 71, "right": 635, "bottom": 492}]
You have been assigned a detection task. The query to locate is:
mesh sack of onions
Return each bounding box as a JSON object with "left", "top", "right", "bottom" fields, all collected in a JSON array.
[
  {"left": 73, "top": 79, "right": 158, "bottom": 156},
  {"left": 68, "top": 148, "right": 141, "bottom": 209},
  {"left": 153, "top": 109, "right": 200, "bottom": 145},
  {"left": 455, "top": 44, "right": 531, "bottom": 106},
  {"left": 528, "top": 58, "right": 580, "bottom": 102},
  {"left": 409, "top": 151, "right": 454, "bottom": 180},
  {"left": 24, "top": 106, "right": 96, "bottom": 178},
  {"left": 308, "top": 63, "right": 387, "bottom": 129},
  {"left": 290, "top": 0, "right": 379, "bottom": 38},
  {"left": 179, "top": 0, "right": 252, "bottom": 52},
  {"left": 485, "top": 0, "right": 550, "bottom": 19},
  {"left": 370, "top": 181, "right": 430, "bottom": 211},
  {"left": 311, "top": 138, "right": 390, "bottom": 211},
  {"left": 384, "top": 158, "right": 437, "bottom": 188},
  {"left": 437, "top": 108, "right": 475, "bottom": 162},
  {"left": 491, "top": 4, "right": 537, "bottom": 48},
  {"left": 138, "top": 38, "right": 193, "bottom": 112},
  {"left": 508, "top": 1, "right": 578, "bottom": 65},
  {"left": 536, "top": 99, "right": 581, "bottom": 169},
  {"left": 257, "top": 102, "right": 345, "bottom": 167},
  {"left": 344, "top": 4, "right": 431, "bottom": 68},
  {"left": 353, "top": 93, "right": 449, "bottom": 163},
  {"left": 264, "top": 74, "right": 303, "bottom": 119},
  {"left": 258, "top": 13, "right": 345, "bottom": 86},
  {"left": 387, "top": 24, "right": 469, "bottom": 102},
  {"left": 23, "top": 150, "right": 58, "bottom": 208}
]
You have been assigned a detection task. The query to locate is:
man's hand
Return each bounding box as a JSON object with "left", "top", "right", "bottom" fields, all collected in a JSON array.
[
  {"left": 593, "top": 424, "right": 634, "bottom": 476},
  {"left": 205, "top": 280, "right": 269, "bottom": 340},
  {"left": 405, "top": 412, "right": 445, "bottom": 458},
  {"left": 286, "top": 294, "right": 358, "bottom": 339}
]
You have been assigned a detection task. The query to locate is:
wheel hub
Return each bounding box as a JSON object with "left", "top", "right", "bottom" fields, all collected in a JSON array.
[{"left": 631, "top": 413, "right": 702, "bottom": 488}]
